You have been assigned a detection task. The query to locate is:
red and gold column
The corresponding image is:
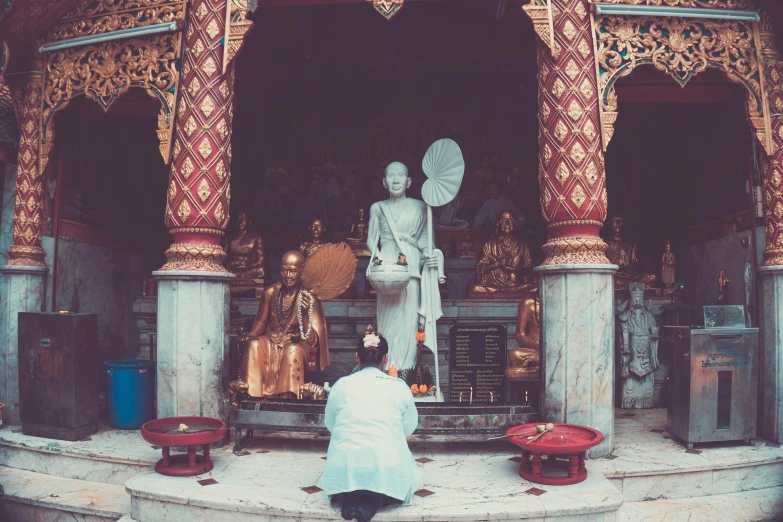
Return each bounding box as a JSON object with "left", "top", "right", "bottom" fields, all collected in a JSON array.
[
  {"left": 4, "top": 60, "right": 46, "bottom": 269},
  {"left": 160, "top": 0, "right": 236, "bottom": 272},
  {"left": 534, "top": 0, "right": 609, "bottom": 266},
  {"left": 759, "top": 16, "right": 783, "bottom": 267}
]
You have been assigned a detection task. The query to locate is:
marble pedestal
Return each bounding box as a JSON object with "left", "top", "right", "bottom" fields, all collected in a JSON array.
[
  {"left": 153, "top": 270, "right": 233, "bottom": 422},
  {"left": 535, "top": 264, "right": 617, "bottom": 458},
  {"left": 759, "top": 266, "right": 783, "bottom": 444},
  {"left": 0, "top": 266, "right": 46, "bottom": 424}
]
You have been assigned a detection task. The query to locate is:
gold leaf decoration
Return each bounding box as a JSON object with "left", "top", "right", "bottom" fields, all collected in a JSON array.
[
  {"left": 181, "top": 157, "right": 195, "bottom": 179},
  {"left": 178, "top": 200, "right": 191, "bottom": 221},
  {"left": 198, "top": 137, "right": 213, "bottom": 159},
  {"left": 197, "top": 179, "right": 211, "bottom": 203},
  {"left": 571, "top": 184, "right": 587, "bottom": 209}
]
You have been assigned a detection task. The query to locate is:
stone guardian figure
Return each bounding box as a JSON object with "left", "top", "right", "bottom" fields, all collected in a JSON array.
[
  {"left": 366, "top": 161, "right": 445, "bottom": 370},
  {"left": 616, "top": 284, "right": 660, "bottom": 409}
]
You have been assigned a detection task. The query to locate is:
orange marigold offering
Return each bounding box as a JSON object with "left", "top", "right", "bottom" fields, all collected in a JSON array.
[
  {"left": 415, "top": 331, "right": 426, "bottom": 342},
  {"left": 418, "top": 384, "right": 428, "bottom": 394},
  {"left": 410, "top": 384, "right": 419, "bottom": 394}
]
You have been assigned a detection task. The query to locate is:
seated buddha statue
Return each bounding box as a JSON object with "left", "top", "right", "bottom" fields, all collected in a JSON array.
[
  {"left": 225, "top": 212, "right": 265, "bottom": 297},
  {"left": 468, "top": 210, "right": 535, "bottom": 297},
  {"left": 230, "top": 251, "right": 330, "bottom": 403},
  {"left": 605, "top": 216, "right": 656, "bottom": 289},
  {"left": 346, "top": 208, "right": 371, "bottom": 257},
  {"left": 458, "top": 234, "right": 478, "bottom": 259},
  {"left": 507, "top": 293, "right": 540, "bottom": 379},
  {"left": 298, "top": 218, "right": 327, "bottom": 258}
]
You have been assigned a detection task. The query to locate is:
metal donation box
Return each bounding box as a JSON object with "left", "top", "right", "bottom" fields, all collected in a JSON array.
[
  {"left": 18, "top": 313, "right": 100, "bottom": 441},
  {"left": 665, "top": 310, "right": 758, "bottom": 448}
]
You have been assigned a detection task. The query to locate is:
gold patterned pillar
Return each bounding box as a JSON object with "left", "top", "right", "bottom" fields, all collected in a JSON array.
[
  {"left": 759, "top": 15, "right": 783, "bottom": 267},
  {"left": 160, "top": 0, "right": 237, "bottom": 272},
  {"left": 532, "top": 0, "right": 609, "bottom": 266},
  {"left": 4, "top": 59, "right": 45, "bottom": 269}
]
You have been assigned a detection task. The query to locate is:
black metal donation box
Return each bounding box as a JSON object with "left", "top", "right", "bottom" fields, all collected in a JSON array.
[{"left": 18, "top": 313, "right": 99, "bottom": 440}]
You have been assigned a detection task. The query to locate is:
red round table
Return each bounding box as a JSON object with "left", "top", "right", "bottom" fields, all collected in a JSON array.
[
  {"left": 142, "top": 416, "right": 226, "bottom": 477},
  {"left": 506, "top": 423, "right": 603, "bottom": 485}
]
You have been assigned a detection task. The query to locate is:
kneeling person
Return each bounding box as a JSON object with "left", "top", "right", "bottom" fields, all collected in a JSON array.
[{"left": 323, "top": 329, "right": 421, "bottom": 522}]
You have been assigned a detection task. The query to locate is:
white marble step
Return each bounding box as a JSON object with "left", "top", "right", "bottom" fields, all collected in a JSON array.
[
  {"left": 0, "top": 465, "right": 130, "bottom": 521},
  {"left": 616, "top": 486, "right": 783, "bottom": 522}
]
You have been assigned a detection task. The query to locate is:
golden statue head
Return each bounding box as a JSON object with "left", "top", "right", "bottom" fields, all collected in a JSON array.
[
  {"left": 383, "top": 161, "right": 410, "bottom": 197},
  {"left": 237, "top": 211, "right": 250, "bottom": 232},
  {"left": 496, "top": 210, "right": 517, "bottom": 235},
  {"left": 310, "top": 218, "right": 326, "bottom": 240},
  {"left": 612, "top": 216, "right": 625, "bottom": 236},
  {"left": 280, "top": 250, "right": 305, "bottom": 289}
]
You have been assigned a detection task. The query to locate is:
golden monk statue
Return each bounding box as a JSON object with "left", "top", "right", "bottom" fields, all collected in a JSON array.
[
  {"left": 346, "top": 208, "right": 371, "bottom": 257},
  {"left": 234, "top": 251, "right": 329, "bottom": 400},
  {"left": 661, "top": 240, "right": 675, "bottom": 294},
  {"left": 225, "top": 211, "right": 265, "bottom": 297},
  {"left": 298, "top": 217, "right": 327, "bottom": 257},
  {"left": 606, "top": 216, "right": 656, "bottom": 289},
  {"left": 508, "top": 292, "right": 540, "bottom": 379},
  {"left": 468, "top": 210, "right": 534, "bottom": 296},
  {"left": 459, "top": 234, "right": 478, "bottom": 259}
]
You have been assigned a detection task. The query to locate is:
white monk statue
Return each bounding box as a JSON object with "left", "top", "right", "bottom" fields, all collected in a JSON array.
[{"left": 367, "top": 161, "right": 446, "bottom": 370}]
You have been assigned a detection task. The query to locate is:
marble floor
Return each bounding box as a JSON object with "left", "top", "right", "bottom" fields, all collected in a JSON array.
[{"left": 1, "top": 409, "right": 782, "bottom": 521}]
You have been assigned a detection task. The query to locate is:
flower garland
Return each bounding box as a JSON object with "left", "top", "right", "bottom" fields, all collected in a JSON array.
[{"left": 296, "top": 289, "right": 314, "bottom": 341}]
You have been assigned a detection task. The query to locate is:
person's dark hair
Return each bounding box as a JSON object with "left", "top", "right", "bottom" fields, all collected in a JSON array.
[{"left": 357, "top": 334, "right": 389, "bottom": 367}]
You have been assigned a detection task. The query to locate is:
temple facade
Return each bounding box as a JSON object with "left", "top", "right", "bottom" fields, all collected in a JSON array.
[{"left": 0, "top": 1, "right": 782, "bottom": 520}]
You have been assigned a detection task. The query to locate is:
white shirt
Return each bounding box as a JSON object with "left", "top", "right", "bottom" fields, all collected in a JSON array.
[{"left": 322, "top": 367, "right": 422, "bottom": 504}]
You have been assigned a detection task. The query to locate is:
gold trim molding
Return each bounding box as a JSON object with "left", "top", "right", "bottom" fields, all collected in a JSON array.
[
  {"left": 222, "top": 0, "right": 253, "bottom": 75},
  {"left": 591, "top": 0, "right": 751, "bottom": 7},
  {"left": 523, "top": 0, "right": 561, "bottom": 59},
  {"left": 540, "top": 236, "right": 611, "bottom": 265},
  {"left": 372, "top": 0, "right": 403, "bottom": 20},
  {"left": 592, "top": 12, "right": 774, "bottom": 155}
]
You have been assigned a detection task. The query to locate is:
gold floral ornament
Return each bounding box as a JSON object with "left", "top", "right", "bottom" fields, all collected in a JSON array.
[
  {"left": 593, "top": 15, "right": 771, "bottom": 154},
  {"left": 372, "top": 0, "right": 403, "bottom": 20}
]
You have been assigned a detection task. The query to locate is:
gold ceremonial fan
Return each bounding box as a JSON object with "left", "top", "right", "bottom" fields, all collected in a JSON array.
[{"left": 302, "top": 243, "right": 358, "bottom": 301}]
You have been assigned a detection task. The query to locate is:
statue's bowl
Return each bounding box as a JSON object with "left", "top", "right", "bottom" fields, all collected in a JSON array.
[{"left": 368, "top": 264, "right": 411, "bottom": 295}]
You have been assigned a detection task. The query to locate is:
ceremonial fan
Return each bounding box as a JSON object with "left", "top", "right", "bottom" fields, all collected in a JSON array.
[
  {"left": 420, "top": 138, "right": 465, "bottom": 401},
  {"left": 302, "top": 243, "right": 358, "bottom": 301}
]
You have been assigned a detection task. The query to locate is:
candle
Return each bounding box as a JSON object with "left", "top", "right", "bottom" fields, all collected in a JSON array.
[
  {"left": 470, "top": 386, "right": 473, "bottom": 404},
  {"left": 459, "top": 392, "right": 463, "bottom": 403},
  {"left": 490, "top": 392, "right": 494, "bottom": 403}
]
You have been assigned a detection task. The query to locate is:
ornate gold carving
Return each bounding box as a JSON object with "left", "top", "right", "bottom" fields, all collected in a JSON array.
[
  {"left": 161, "top": 242, "right": 229, "bottom": 272},
  {"left": 552, "top": 78, "right": 566, "bottom": 99},
  {"left": 223, "top": 0, "right": 253, "bottom": 74},
  {"left": 554, "top": 120, "right": 569, "bottom": 143},
  {"left": 540, "top": 236, "right": 610, "bottom": 265},
  {"left": 198, "top": 137, "right": 213, "bottom": 159},
  {"left": 522, "top": 0, "right": 560, "bottom": 59},
  {"left": 372, "top": 0, "right": 403, "bottom": 20},
  {"left": 197, "top": 179, "right": 211, "bottom": 203},
  {"left": 48, "top": 0, "right": 187, "bottom": 42},
  {"left": 200, "top": 95, "right": 215, "bottom": 117},
  {"left": 570, "top": 184, "right": 587, "bottom": 208},
  {"left": 169, "top": 227, "right": 225, "bottom": 236},
  {"left": 565, "top": 59, "right": 580, "bottom": 81},
  {"left": 206, "top": 19, "right": 220, "bottom": 39},
  {"left": 579, "top": 78, "right": 594, "bottom": 100},
  {"left": 585, "top": 161, "right": 599, "bottom": 185},
  {"left": 583, "top": 119, "right": 597, "bottom": 141},
  {"left": 570, "top": 142, "right": 586, "bottom": 164},
  {"left": 181, "top": 157, "right": 194, "bottom": 178},
  {"left": 543, "top": 144, "right": 552, "bottom": 166},
  {"left": 596, "top": 0, "right": 750, "bottom": 7},
  {"left": 545, "top": 219, "right": 604, "bottom": 229},
  {"left": 563, "top": 20, "right": 577, "bottom": 41},
  {"left": 577, "top": 39, "right": 591, "bottom": 59},
  {"left": 542, "top": 101, "right": 551, "bottom": 122},
  {"left": 202, "top": 57, "right": 217, "bottom": 76},
  {"left": 542, "top": 188, "right": 552, "bottom": 208},
  {"left": 556, "top": 162, "right": 570, "bottom": 185},
  {"left": 216, "top": 160, "right": 227, "bottom": 181},
  {"left": 178, "top": 200, "right": 191, "bottom": 221},
  {"left": 184, "top": 115, "right": 197, "bottom": 136},
  {"left": 42, "top": 33, "right": 182, "bottom": 165},
  {"left": 594, "top": 15, "right": 771, "bottom": 153}
]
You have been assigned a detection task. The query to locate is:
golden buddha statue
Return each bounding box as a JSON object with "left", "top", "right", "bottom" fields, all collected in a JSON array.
[
  {"left": 346, "top": 208, "right": 371, "bottom": 257},
  {"left": 507, "top": 293, "right": 540, "bottom": 379},
  {"left": 605, "top": 216, "right": 656, "bottom": 289},
  {"left": 459, "top": 234, "right": 478, "bottom": 259},
  {"left": 231, "top": 251, "right": 330, "bottom": 401},
  {"left": 468, "top": 210, "right": 534, "bottom": 297},
  {"left": 298, "top": 217, "right": 327, "bottom": 258},
  {"left": 225, "top": 212, "right": 265, "bottom": 297},
  {"left": 661, "top": 240, "right": 675, "bottom": 294}
]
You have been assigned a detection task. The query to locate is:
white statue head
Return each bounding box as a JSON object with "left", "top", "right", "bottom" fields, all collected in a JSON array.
[{"left": 383, "top": 161, "right": 411, "bottom": 198}]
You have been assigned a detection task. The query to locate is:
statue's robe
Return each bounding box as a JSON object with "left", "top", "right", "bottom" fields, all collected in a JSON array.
[
  {"left": 240, "top": 283, "right": 329, "bottom": 398},
  {"left": 473, "top": 235, "right": 532, "bottom": 291}
]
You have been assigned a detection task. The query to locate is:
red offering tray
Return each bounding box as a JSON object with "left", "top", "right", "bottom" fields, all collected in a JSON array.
[
  {"left": 142, "top": 416, "right": 226, "bottom": 477},
  {"left": 506, "top": 423, "right": 603, "bottom": 485}
]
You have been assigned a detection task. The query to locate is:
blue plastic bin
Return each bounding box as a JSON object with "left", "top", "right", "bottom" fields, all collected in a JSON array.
[{"left": 104, "top": 358, "right": 155, "bottom": 430}]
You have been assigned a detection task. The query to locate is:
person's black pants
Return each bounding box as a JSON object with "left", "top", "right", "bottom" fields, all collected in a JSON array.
[{"left": 332, "top": 490, "right": 401, "bottom": 522}]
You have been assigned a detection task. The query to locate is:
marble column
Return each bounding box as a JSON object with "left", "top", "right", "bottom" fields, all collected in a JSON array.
[
  {"left": 526, "top": 0, "right": 616, "bottom": 456},
  {"left": 154, "top": 0, "right": 247, "bottom": 421},
  {"left": 535, "top": 264, "right": 616, "bottom": 458},
  {"left": 759, "top": 267, "right": 783, "bottom": 444},
  {"left": 0, "top": 266, "right": 46, "bottom": 424}
]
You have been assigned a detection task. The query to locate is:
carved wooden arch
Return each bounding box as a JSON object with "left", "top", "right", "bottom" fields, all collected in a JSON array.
[
  {"left": 592, "top": 14, "right": 774, "bottom": 155},
  {"left": 39, "top": 32, "right": 182, "bottom": 174}
]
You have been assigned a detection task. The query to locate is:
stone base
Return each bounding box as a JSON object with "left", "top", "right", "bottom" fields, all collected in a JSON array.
[
  {"left": 153, "top": 270, "right": 233, "bottom": 421},
  {"left": 759, "top": 266, "right": 783, "bottom": 444},
  {"left": 0, "top": 265, "right": 46, "bottom": 424},
  {"left": 535, "top": 264, "right": 618, "bottom": 458},
  {"left": 466, "top": 286, "right": 533, "bottom": 300}
]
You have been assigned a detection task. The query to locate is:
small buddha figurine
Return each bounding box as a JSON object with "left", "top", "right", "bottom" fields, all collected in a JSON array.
[
  {"left": 298, "top": 217, "right": 327, "bottom": 257},
  {"left": 346, "top": 208, "right": 371, "bottom": 257},
  {"left": 605, "top": 216, "right": 656, "bottom": 289},
  {"left": 225, "top": 212, "right": 265, "bottom": 297},
  {"left": 459, "top": 234, "right": 478, "bottom": 259},
  {"left": 661, "top": 240, "right": 675, "bottom": 293},
  {"left": 507, "top": 292, "right": 540, "bottom": 379},
  {"left": 468, "top": 210, "right": 534, "bottom": 296}
]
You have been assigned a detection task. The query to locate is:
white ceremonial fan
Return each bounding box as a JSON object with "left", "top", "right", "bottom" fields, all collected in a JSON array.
[{"left": 420, "top": 138, "right": 464, "bottom": 402}]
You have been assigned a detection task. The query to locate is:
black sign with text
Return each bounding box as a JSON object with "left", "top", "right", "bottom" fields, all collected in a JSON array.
[{"left": 448, "top": 324, "right": 506, "bottom": 403}]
